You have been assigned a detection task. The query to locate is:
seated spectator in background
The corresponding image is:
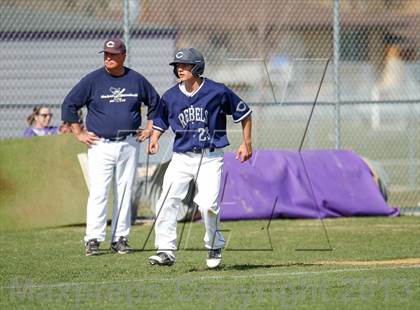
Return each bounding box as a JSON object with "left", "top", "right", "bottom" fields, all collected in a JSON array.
[{"left": 23, "top": 106, "right": 59, "bottom": 137}]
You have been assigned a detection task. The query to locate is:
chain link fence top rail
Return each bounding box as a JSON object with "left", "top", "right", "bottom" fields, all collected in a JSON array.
[{"left": 1, "top": 0, "right": 419, "bottom": 208}]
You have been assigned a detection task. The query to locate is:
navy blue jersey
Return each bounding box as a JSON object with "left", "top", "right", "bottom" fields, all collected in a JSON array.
[
  {"left": 61, "top": 67, "right": 159, "bottom": 139},
  {"left": 153, "top": 78, "right": 252, "bottom": 153}
]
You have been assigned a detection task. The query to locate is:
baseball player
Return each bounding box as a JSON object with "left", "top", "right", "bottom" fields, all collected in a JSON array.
[
  {"left": 148, "top": 48, "right": 252, "bottom": 268},
  {"left": 61, "top": 37, "right": 160, "bottom": 256}
]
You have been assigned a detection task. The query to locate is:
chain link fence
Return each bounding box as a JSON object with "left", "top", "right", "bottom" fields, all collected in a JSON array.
[{"left": 1, "top": 0, "right": 419, "bottom": 209}]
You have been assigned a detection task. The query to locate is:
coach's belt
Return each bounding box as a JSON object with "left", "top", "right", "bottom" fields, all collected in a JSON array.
[
  {"left": 190, "top": 147, "right": 215, "bottom": 154},
  {"left": 103, "top": 134, "right": 133, "bottom": 142}
]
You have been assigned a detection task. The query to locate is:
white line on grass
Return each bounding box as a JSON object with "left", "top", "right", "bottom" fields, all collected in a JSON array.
[{"left": 3, "top": 264, "right": 420, "bottom": 290}]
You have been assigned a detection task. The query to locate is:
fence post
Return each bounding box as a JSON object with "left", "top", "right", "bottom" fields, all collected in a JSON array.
[
  {"left": 123, "top": 0, "right": 131, "bottom": 66},
  {"left": 333, "top": 0, "right": 341, "bottom": 149}
]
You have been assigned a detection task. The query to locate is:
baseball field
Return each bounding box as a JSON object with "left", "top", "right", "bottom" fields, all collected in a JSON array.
[{"left": 1, "top": 216, "right": 419, "bottom": 309}]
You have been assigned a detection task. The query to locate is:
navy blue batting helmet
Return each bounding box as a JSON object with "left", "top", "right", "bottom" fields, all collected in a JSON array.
[{"left": 169, "top": 48, "right": 205, "bottom": 78}]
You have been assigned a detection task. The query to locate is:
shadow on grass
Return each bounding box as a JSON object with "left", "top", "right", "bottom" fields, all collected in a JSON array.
[
  {"left": 224, "top": 262, "right": 319, "bottom": 271},
  {"left": 186, "top": 262, "right": 319, "bottom": 273},
  {"left": 57, "top": 218, "right": 153, "bottom": 229}
]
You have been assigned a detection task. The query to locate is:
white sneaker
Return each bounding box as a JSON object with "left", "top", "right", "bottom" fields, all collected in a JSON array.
[
  {"left": 206, "top": 248, "right": 222, "bottom": 269},
  {"left": 148, "top": 252, "right": 175, "bottom": 266}
]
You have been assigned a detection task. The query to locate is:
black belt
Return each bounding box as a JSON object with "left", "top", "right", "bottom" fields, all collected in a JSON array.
[
  {"left": 103, "top": 134, "right": 132, "bottom": 142},
  {"left": 190, "top": 147, "right": 215, "bottom": 154}
]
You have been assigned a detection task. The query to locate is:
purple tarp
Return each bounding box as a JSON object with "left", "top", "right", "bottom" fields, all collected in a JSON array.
[{"left": 219, "top": 150, "right": 400, "bottom": 220}]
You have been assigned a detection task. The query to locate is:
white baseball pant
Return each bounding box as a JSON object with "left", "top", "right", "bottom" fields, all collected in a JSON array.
[
  {"left": 154, "top": 149, "right": 225, "bottom": 257},
  {"left": 84, "top": 136, "right": 139, "bottom": 243}
]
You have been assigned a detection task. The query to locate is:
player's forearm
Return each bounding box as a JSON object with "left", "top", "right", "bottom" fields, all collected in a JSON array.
[
  {"left": 151, "top": 129, "right": 163, "bottom": 141},
  {"left": 145, "top": 120, "right": 153, "bottom": 131},
  {"left": 241, "top": 116, "right": 252, "bottom": 146}
]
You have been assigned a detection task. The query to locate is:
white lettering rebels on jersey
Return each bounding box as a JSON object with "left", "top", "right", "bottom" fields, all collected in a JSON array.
[
  {"left": 100, "top": 87, "right": 139, "bottom": 103},
  {"left": 178, "top": 106, "right": 209, "bottom": 128}
]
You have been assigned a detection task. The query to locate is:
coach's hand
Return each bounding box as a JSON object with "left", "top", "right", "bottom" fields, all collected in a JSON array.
[
  {"left": 75, "top": 131, "right": 99, "bottom": 145},
  {"left": 137, "top": 128, "right": 153, "bottom": 142},
  {"left": 236, "top": 142, "right": 252, "bottom": 163}
]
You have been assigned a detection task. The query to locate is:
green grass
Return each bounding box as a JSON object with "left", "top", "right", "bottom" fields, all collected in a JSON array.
[
  {"left": 1, "top": 216, "right": 420, "bottom": 309},
  {"left": 0, "top": 135, "right": 89, "bottom": 231}
]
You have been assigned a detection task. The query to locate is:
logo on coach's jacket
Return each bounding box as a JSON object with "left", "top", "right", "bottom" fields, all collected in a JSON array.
[{"left": 100, "top": 87, "right": 138, "bottom": 103}]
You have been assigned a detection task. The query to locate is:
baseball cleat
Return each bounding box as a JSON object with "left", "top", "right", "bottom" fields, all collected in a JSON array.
[
  {"left": 111, "top": 236, "right": 132, "bottom": 254},
  {"left": 85, "top": 239, "right": 100, "bottom": 256},
  {"left": 149, "top": 252, "right": 175, "bottom": 266},
  {"left": 206, "top": 248, "right": 222, "bottom": 269}
]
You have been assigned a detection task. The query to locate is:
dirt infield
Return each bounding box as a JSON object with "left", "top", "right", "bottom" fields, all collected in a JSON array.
[{"left": 317, "top": 258, "right": 420, "bottom": 266}]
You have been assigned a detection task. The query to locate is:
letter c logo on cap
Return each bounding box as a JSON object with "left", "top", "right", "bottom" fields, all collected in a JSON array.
[{"left": 176, "top": 52, "right": 184, "bottom": 59}]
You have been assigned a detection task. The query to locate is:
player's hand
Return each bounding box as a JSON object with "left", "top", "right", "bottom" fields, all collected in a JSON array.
[
  {"left": 236, "top": 142, "right": 252, "bottom": 163},
  {"left": 148, "top": 139, "right": 159, "bottom": 154},
  {"left": 75, "top": 131, "right": 99, "bottom": 145},
  {"left": 136, "top": 128, "right": 153, "bottom": 142}
]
